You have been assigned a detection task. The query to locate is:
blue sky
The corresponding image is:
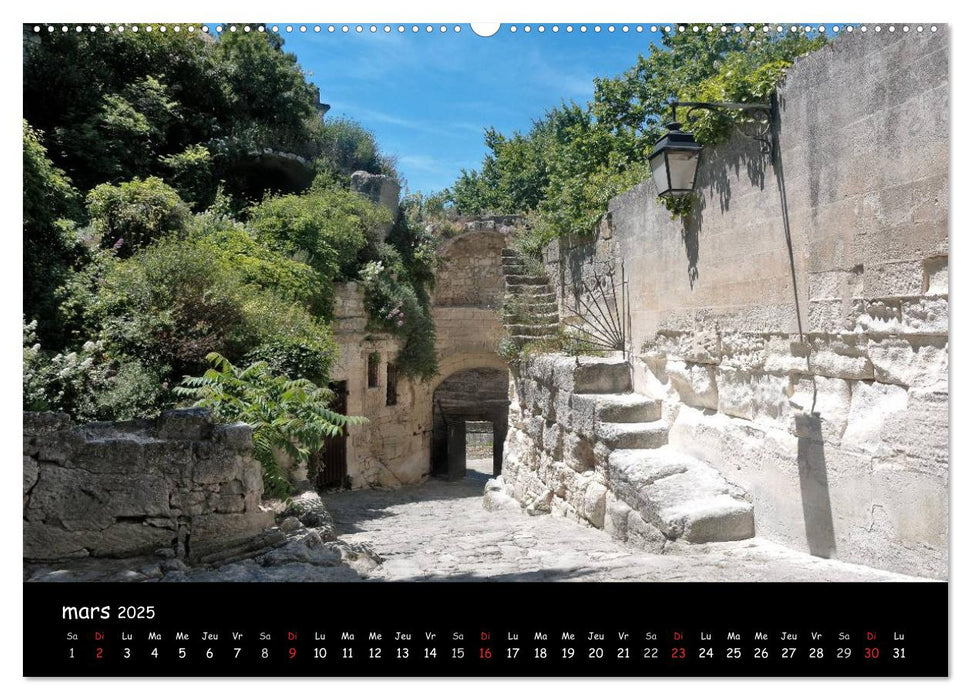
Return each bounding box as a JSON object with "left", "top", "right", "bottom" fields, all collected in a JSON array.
[{"left": 276, "top": 25, "right": 667, "bottom": 194}]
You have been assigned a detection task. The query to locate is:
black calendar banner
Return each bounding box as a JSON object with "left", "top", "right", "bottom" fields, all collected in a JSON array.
[{"left": 23, "top": 582, "right": 947, "bottom": 677}]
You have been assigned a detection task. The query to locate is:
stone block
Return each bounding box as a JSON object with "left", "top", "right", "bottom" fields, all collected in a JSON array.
[
  {"left": 563, "top": 432, "right": 596, "bottom": 473},
  {"left": 158, "top": 408, "right": 213, "bottom": 441},
  {"left": 625, "top": 512, "right": 667, "bottom": 553},
  {"left": 667, "top": 360, "right": 718, "bottom": 410},
  {"left": 581, "top": 483, "right": 607, "bottom": 528},
  {"left": 554, "top": 356, "right": 632, "bottom": 394},
  {"left": 788, "top": 375, "right": 852, "bottom": 444},
  {"left": 215, "top": 422, "right": 254, "bottom": 451},
  {"left": 868, "top": 336, "right": 948, "bottom": 387},
  {"left": 809, "top": 335, "right": 874, "bottom": 380},
  {"left": 23, "top": 411, "right": 73, "bottom": 436},
  {"left": 842, "top": 380, "right": 909, "bottom": 456},
  {"left": 900, "top": 296, "right": 948, "bottom": 335},
  {"left": 716, "top": 367, "right": 754, "bottom": 420},
  {"left": 542, "top": 422, "right": 563, "bottom": 460},
  {"left": 603, "top": 491, "right": 631, "bottom": 541},
  {"left": 719, "top": 332, "right": 767, "bottom": 371}
]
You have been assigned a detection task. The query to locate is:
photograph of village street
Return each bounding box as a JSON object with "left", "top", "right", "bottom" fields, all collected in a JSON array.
[{"left": 23, "top": 22, "right": 948, "bottom": 585}]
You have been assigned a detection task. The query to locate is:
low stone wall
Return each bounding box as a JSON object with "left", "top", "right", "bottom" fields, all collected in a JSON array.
[{"left": 23, "top": 409, "right": 272, "bottom": 563}]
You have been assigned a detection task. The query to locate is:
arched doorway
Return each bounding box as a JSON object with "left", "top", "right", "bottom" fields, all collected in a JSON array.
[{"left": 431, "top": 367, "right": 510, "bottom": 480}]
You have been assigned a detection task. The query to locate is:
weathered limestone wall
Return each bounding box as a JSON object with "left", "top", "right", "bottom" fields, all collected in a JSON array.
[
  {"left": 331, "top": 282, "right": 427, "bottom": 488},
  {"left": 433, "top": 229, "right": 506, "bottom": 308},
  {"left": 23, "top": 409, "right": 271, "bottom": 562},
  {"left": 542, "top": 29, "right": 948, "bottom": 579}
]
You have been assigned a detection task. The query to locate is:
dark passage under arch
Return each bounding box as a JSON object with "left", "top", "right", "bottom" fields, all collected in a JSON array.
[{"left": 431, "top": 367, "right": 510, "bottom": 481}]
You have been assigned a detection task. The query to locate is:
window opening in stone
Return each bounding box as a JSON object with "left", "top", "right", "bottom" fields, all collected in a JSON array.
[
  {"left": 386, "top": 362, "right": 398, "bottom": 406},
  {"left": 367, "top": 352, "right": 380, "bottom": 388}
]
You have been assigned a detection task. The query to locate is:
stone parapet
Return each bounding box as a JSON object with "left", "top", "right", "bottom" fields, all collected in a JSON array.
[{"left": 23, "top": 409, "right": 272, "bottom": 563}]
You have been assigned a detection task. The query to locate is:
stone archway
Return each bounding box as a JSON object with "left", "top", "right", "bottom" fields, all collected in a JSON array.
[{"left": 430, "top": 366, "right": 510, "bottom": 480}]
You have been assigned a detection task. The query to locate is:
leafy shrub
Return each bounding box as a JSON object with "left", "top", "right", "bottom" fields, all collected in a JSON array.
[
  {"left": 80, "top": 235, "right": 337, "bottom": 387},
  {"left": 310, "top": 117, "right": 399, "bottom": 179},
  {"left": 23, "top": 122, "right": 83, "bottom": 345},
  {"left": 248, "top": 188, "right": 389, "bottom": 318},
  {"left": 359, "top": 217, "right": 441, "bottom": 383},
  {"left": 86, "top": 176, "right": 190, "bottom": 256},
  {"left": 176, "top": 353, "right": 366, "bottom": 498},
  {"left": 89, "top": 237, "right": 250, "bottom": 378},
  {"left": 160, "top": 144, "right": 214, "bottom": 209},
  {"left": 23, "top": 320, "right": 168, "bottom": 422},
  {"left": 201, "top": 224, "right": 329, "bottom": 316}
]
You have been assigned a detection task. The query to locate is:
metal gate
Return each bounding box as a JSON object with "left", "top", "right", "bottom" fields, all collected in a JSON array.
[{"left": 312, "top": 381, "right": 348, "bottom": 490}]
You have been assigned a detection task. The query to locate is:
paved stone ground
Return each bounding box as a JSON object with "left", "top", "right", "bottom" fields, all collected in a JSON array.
[
  {"left": 320, "top": 458, "right": 927, "bottom": 582},
  {"left": 25, "top": 457, "right": 930, "bottom": 583}
]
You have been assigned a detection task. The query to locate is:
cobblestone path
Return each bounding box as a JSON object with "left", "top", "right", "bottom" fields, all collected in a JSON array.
[{"left": 322, "top": 458, "right": 923, "bottom": 582}]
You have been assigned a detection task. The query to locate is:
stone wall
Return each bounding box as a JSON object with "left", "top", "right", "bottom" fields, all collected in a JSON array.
[
  {"left": 23, "top": 409, "right": 272, "bottom": 562},
  {"left": 433, "top": 229, "right": 507, "bottom": 308},
  {"left": 541, "top": 29, "right": 948, "bottom": 579}
]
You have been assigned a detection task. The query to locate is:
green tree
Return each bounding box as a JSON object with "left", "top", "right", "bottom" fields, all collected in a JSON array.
[{"left": 451, "top": 27, "right": 825, "bottom": 238}]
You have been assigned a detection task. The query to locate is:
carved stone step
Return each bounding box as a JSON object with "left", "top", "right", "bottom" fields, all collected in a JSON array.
[
  {"left": 595, "top": 421, "right": 669, "bottom": 449},
  {"left": 556, "top": 356, "right": 632, "bottom": 394},
  {"left": 608, "top": 446, "right": 755, "bottom": 543},
  {"left": 505, "top": 274, "right": 549, "bottom": 286},
  {"left": 572, "top": 393, "right": 663, "bottom": 424}
]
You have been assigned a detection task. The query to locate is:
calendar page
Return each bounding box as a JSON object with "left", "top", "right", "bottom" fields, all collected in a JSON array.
[{"left": 21, "top": 17, "right": 949, "bottom": 678}]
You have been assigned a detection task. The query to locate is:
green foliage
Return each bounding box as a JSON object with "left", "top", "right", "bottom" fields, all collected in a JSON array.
[
  {"left": 175, "top": 353, "right": 366, "bottom": 498},
  {"left": 160, "top": 144, "right": 214, "bottom": 209},
  {"left": 23, "top": 122, "right": 84, "bottom": 346},
  {"left": 86, "top": 176, "right": 190, "bottom": 256},
  {"left": 23, "top": 320, "right": 169, "bottom": 422},
  {"left": 248, "top": 188, "right": 389, "bottom": 318},
  {"left": 359, "top": 258, "right": 438, "bottom": 380},
  {"left": 23, "top": 26, "right": 407, "bottom": 426},
  {"left": 200, "top": 223, "right": 329, "bottom": 316},
  {"left": 310, "top": 117, "right": 399, "bottom": 180},
  {"left": 451, "top": 28, "right": 825, "bottom": 236},
  {"left": 22, "top": 27, "right": 346, "bottom": 206},
  {"left": 82, "top": 236, "right": 335, "bottom": 384}
]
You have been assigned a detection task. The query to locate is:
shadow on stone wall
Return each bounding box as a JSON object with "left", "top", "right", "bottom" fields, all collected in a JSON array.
[
  {"left": 794, "top": 412, "right": 837, "bottom": 559},
  {"left": 681, "top": 124, "right": 772, "bottom": 289}
]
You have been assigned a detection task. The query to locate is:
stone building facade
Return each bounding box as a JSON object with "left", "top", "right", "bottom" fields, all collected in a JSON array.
[
  {"left": 326, "top": 221, "right": 512, "bottom": 488},
  {"left": 518, "top": 28, "right": 948, "bottom": 579}
]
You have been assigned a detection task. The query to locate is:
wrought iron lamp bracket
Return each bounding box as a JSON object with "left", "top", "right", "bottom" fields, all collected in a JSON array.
[{"left": 670, "top": 100, "right": 774, "bottom": 154}]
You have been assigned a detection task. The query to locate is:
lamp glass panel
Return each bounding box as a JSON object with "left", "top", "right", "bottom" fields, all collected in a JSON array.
[
  {"left": 666, "top": 150, "right": 699, "bottom": 192},
  {"left": 649, "top": 152, "right": 670, "bottom": 195}
]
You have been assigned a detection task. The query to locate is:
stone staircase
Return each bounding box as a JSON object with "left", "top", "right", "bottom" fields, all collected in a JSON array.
[
  {"left": 575, "top": 359, "right": 755, "bottom": 544},
  {"left": 501, "top": 248, "right": 560, "bottom": 344}
]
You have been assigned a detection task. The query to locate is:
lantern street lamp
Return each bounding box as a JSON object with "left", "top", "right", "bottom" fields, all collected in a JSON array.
[
  {"left": 649, "top": 100, "right": 774, "bottom": 198},
  {"left": 648, "top": 122, "right": 703, "bottom": 198}
]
